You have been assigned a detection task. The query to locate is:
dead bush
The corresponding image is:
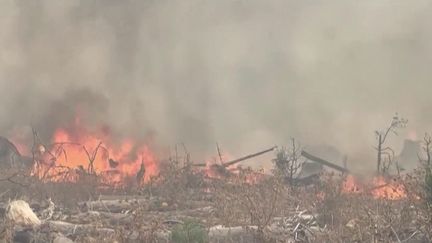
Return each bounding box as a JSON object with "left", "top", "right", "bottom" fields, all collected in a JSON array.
[
  {"left": 145, "top": 158, "right": 206, "bottom": 205},
  {"left": 213, "top": 175, "right": 293, "bottom": 241}
]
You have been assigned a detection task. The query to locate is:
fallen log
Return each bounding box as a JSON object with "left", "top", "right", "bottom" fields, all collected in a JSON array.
[
  {"left": 208, "top": 222, "right": 322, "bottom": 242},
  {"left": 193, "top": 146, "right": 277, "bottom": 168},
  {"left": 97, "top": 195, "right": 149, "bottom": 201},
  {"left": 191, "top": 163, "right": 206, "bottom": 167},
  {"left": 67, "top": 211, "right": 133, "bottom": 225},
  {"left": 78, "top": 199, "right": 152, "bottom": 213},
  {"left": 43, "top": 221, "right": 115, "bottom": 236},
  {"left": 223, "top": 146, "right": 277, "bottom": 167},
  {"left": 208, "top": 225, "right": 258, "bottom": 241},
  {"left": 301, "top": 150, "right": 349, "bottom": 173}
]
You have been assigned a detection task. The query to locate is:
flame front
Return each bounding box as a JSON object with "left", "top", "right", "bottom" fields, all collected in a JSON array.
[
  {"left": 370, "top": 177, "right": 406, "bottom": 200},
  {"left": 342, "top": 175, "right": 406, "bottom": 200},
  {"left": 342, "top": 175, "right": 363, "bottom": 193},
  {"left": 31, "top": 118, "right": 158, "bottom": 185}
]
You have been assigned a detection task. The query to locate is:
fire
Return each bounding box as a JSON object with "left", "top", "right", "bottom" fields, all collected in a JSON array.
[
  {"left": 31, "top": 117, "right": 158, "bottom": 185},
  {"left": 203, "top": 153, "right": 235, "bottom": 179},
  {"left": 342, "top": 175, "right": 363, "bottom": 193},
  {"left": 370, "top": 177, "right": 406, "bottom": 200},
  {"left": 341, "top": 175, "right": 406, "bottom": 200},
  {"left": 203, "top": 156, "right": 265, "bottom": 184},
  {"left": 243, "top": 171, "right": 267, "bottom": 184}
]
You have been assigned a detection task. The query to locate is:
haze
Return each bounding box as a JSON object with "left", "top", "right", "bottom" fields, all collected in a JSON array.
[{"left": 1, "top": 0, "right": 431, "bottom": 170}]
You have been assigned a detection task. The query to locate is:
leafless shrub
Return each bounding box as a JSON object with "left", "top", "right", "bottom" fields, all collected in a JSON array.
[
  {"left": 314, "top": 172, "right": 349, "bottom": 227},
  {"left": 213, "top": 176, "right": 293, "bottom": 241},
  {"left": 146, "top": 156, "right": 206, "bottom": 205},
  {"left": 272, "top": 138, "right": 305, "bottom": 186},
  {"left": 375, "top": 114, "right": 408, "bottom": 174},
  {"left": 315, "top": 171, "right": 428, "bottom": 242},
  {"left": 0, "top": 219, "right": 14, "bottom": 242}
]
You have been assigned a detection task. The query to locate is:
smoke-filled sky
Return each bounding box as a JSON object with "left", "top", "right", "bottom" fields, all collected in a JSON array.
[{"left": 1, "top": 0, "right": 432, "bottom": 169}]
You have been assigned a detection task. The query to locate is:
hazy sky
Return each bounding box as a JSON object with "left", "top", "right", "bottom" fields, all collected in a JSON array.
[{"left": 1, "top": 0, "right": 431, "bottom": 169}]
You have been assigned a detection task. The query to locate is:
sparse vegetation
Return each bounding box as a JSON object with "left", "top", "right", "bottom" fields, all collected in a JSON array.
[
  {"left": 420, "top": 133, "right": 432, "bottom": 204},
  {"left": 272, "top": 138, "right": 305, "bottom": 185},
  {"left": 0, "top": 154, "right": 431, "bottom": 242},
  {"left": 2, "top": 121, "right": 432, "bottom": 242},
  {"left": 171, "top": 220, "right": 208, "bottom": 243}
]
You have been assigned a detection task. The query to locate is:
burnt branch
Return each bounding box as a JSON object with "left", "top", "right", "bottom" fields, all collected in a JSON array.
[
  {"left": 273, "top": 138, "right": 305, "bottom": 184},
  {"left": 375, "top": 114, "right": 407, "bottom": 174},
  {"left": 83, "top": 142, "right": 103, "bottom": 175},
  {"left": 216, "top": 143, "right": 224, "bottom": 164},
  {"left": 0, "top": 172, "right": 30, "bottom": 188}
]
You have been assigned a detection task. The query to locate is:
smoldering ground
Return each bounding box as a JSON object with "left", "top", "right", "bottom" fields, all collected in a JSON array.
[{"left": 1, "top": 0, "right": 432, "bottom": 170}]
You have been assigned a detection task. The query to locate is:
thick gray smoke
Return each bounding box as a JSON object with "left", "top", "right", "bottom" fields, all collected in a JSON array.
[{"left": 1, "top": 0, "right": 431, "bottom": 169}]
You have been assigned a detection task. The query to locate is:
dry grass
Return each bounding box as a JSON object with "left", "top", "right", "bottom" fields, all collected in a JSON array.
[{"left": 0, "top": 159, "right": 431, "bottom": 243}]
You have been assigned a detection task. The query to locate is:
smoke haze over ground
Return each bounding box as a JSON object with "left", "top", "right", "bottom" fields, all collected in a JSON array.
[{"left": 1, "top": 0, "right": 432, "bottom": 169}]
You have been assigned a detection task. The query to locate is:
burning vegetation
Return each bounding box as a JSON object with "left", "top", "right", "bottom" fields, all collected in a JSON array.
[
  {"left": 28, "top": 117, "right": 158, "bottom": 186},
  {"left": 0, "top": 115, "right": 431, "bottom": 242}
]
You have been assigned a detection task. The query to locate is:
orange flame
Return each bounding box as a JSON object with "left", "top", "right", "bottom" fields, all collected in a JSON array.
[
  {"left": 31, "top": 117, "right": 158, "bottom": 185},
  {"left": 370, "top": 177, "right": 406, "bottom": 200},
  {"left": 202, "top": 152, "right": 265, "bottom": 184},
  {"left": 342, "top": 175, "right": 406, "bottom": 200},
  {"left": 342, "top": 175, "right": 363, "bottom": 193}
]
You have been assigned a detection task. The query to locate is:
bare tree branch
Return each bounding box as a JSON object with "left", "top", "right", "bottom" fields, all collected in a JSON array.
[{"left": 376, "top": 114, "right": 407, "bottom": 174}]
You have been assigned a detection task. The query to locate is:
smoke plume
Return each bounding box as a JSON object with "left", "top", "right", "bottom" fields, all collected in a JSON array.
[{"left": 1, "top": 0, "right": 432, "bottom": 169}]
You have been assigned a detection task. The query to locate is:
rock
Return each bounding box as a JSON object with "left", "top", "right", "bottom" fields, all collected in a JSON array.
[
  {"left": 75, "top": 237, "right": 96, "bottom": 243},
  {"left": 209, "top": 225, "right": 258, "bottom": 242},
  {"left": 162, "top": 219, "right": 183, "bottom": 226},
  {"left": 53, "top": 236, "right": 74, "bottom": 243},
  {"left": 6, "top": 200, "right": 41, "bottom": 227},
  {"left": 127, "top": 231, "right": 139, "bottom": 241},
  {"left": 13, "top": 230, "right": 33, "bottom": 243},
  {"left": 0, "top": 136, "right": 31, "bottom": 169},
  {"left": 346, "top": 219, "right": 357, "bottom": 229}
]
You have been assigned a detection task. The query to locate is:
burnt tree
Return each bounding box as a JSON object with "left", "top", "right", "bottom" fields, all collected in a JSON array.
[
  {"left": 421, "top": 133, "right": 432, "bottom": 203},
  {"left": 422, "top": 133, "right": 432, "bottom": 168},
  {"left": 273, "top": 138, "right": 305, "bottom": 184},
  {"left": 375, "top": 114, "right": 407, "bottom": 174}
]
